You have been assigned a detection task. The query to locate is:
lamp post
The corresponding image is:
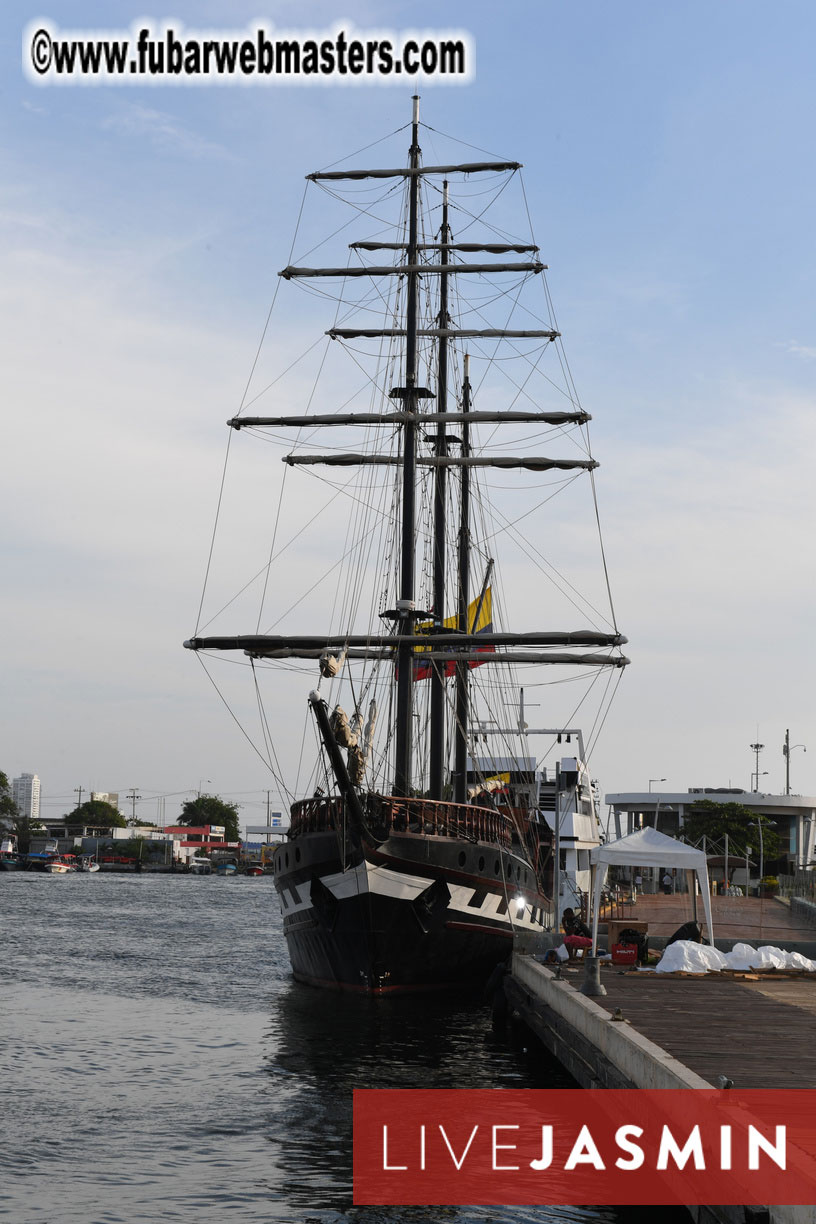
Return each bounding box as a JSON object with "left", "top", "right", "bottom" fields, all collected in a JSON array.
[
  {"left": 648, "top": 778, "right": 666, "bottom": 792},
  {"left": 749, "top": 820, "right": 765, "bottom": 889},
  {"left": 783, "top": 729, "right": 806, "bottom": 795}
]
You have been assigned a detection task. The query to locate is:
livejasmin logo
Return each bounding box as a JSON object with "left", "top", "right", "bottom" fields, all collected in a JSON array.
[
  {"left": 353, "top": 1089, "right": 816, "bottom": 1206},
  {"left": 381, "top": 1118, "right": 786, "bottom": 1173}
]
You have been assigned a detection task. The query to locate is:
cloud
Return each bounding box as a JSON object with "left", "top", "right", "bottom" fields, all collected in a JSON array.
[
  {"left": 100, "top": 103, "right": 230, "bottom": 160},
  {"left": 779, "top": 340, "right": 816, "bottom": 361}
]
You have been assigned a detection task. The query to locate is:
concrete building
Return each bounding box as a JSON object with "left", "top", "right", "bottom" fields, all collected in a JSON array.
[
  {"left": 163, "top": 825, "right": 237, "bottom": 864},
  {"left": 90, "top": 791, "right": 120, "bottom": 812},
  {"left": 12, "top": 773, "right": 40, "bottom": 823},
  {"left": 605, "top": 787, "right": 816, "bottom": 874}
]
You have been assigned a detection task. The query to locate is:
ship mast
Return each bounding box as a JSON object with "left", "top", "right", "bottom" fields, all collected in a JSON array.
[
  {"left": 183, "top": 100, "right": 630, "bottom": 803},
  {"left": 453, "top": 354, "right": 472, "bottom": 804},
  {"left": 428, "top": 180, "right": 451, "bottom": 800},
  {"left": 393, "top": 95, "right": 422, "bottom": 797}
]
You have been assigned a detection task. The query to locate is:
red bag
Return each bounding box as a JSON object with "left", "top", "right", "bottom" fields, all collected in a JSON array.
[{"left": 611, "top": 943, "right": 637, "bottom": 965}]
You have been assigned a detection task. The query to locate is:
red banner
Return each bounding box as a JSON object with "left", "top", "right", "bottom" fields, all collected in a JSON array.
[{"left": 353, "top": 1089, "right": 816, "bottom": 1205}]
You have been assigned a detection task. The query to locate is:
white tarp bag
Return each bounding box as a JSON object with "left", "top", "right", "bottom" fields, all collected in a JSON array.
[
  {"left": 723, "top": 942, "right": 758, "bottom": 972},
  {"left": 718, "top": 944, "right": 816, "bottom": 972},
  {"left": 752, "top": 945, "right": 790, "bottom": 970},
  {"left": 655, "top": 940, "right": 729, "bottom": 974},
  {"left": 786, "top": 950, "right": 816, "bottom": 971}
]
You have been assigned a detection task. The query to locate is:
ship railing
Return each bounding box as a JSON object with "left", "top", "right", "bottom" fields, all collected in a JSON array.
[{"left": 289, "top": 794, "right": 513, "bottom": 848}]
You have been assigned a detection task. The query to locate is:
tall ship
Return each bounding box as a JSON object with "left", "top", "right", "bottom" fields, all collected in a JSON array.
[{"left": 184, "top": 99, "right": 628, "bottom": 992}]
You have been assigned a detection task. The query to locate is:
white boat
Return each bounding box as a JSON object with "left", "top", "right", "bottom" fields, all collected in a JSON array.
[
  {"left": 75, "top": 855, "right": 101, "bottom": 873},
  {"left": 189, "top": 857, "right": 213, "bottom": 875},
  {"left": 45, "top": 856, "right": 75, "bottom": 874}
]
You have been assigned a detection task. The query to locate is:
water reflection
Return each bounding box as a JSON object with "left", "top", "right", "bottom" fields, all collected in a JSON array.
[{"left": 261, "top": 982, "right": 598, "bottom": 1223}]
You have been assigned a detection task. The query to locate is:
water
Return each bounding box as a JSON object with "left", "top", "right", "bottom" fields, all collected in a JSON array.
[{"left": 1, "top": 873, "right": 624, "bottom": 1224}]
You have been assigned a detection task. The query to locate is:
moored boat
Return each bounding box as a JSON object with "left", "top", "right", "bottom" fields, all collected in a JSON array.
[
  {"left": 75, "top": 855, "right": 101, "bottom": 873},
  {"left": 184, "top": 99, "right": 628, "bottom": 992},
  {"left": 44, "top": 855, "right": 75, "bottom": 874}
]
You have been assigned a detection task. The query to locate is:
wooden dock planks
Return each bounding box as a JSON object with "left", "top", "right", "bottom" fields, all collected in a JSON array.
[{"left": 590, "top": 972, "right": 816, "bottom": 1088}]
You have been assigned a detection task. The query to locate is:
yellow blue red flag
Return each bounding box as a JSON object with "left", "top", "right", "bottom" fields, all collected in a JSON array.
[{"left": 414, "top": 588, "right": 494, "bottom": 680}]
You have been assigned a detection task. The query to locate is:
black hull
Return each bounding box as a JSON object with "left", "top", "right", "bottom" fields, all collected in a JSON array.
[{"left": 272, "top": 822, "right": 550, "bottom": 994}]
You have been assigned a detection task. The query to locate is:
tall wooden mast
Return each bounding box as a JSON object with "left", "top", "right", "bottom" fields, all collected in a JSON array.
[
  {"left": 454, "top": 354, "right": 472, "bottom": 804},
  {"left": 429, "top": 181, "right": 451, "bottom": 799},
  {"left": 393, "top": 95, "right": 422, "bottom": 797}
]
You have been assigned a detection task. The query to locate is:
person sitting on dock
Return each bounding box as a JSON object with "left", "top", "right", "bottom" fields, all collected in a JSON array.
[{"left": 561, "top": 907, "right": 593, "bottom": 960}]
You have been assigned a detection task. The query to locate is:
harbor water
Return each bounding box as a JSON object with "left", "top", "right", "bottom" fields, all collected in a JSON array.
[{"left": 2, "top": 873, "right": 626, "bottom": 1224}]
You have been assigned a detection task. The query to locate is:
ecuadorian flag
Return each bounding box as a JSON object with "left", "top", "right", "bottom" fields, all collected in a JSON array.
[{"left": 414, "top": 588, "right": 494, "bottom": 680}]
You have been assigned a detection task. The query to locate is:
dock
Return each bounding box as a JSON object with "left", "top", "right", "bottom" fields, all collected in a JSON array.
[{"left": 506, "top": 894, "right": 816, "bottom": 1224}]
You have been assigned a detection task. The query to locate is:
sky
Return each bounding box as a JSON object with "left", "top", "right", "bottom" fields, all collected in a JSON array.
[{"left": 3, "top": 0, "right": 816, "bottom": 831}]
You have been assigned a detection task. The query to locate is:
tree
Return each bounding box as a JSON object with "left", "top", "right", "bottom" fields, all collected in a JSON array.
[
  {"left": 0, "top": 772, "right": 16, "bottom": 823},
  {"left": 683, "top": 800, "right": 780, "bottom": 870},
  {"left": 64, "top": 799, "right": 127, "bottom": 829},
  {"left": 177, "top": 794, "right": 240, "bottom": 843}
]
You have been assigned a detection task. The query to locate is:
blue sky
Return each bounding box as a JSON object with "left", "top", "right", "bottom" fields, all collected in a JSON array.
[{"left": 3, "top": 1, "right": 815, "bottom": 826}]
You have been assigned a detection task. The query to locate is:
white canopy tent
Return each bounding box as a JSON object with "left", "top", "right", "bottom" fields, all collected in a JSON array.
[{"left": 589, "top": 826, "right": 715, "bottom": 954}]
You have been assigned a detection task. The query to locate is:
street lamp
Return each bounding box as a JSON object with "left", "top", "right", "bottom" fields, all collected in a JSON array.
[
  {"left": 648, "top": 779, "right": 666, "bottom": 792},
  {"left": 783, "top": 730, "right": 806, "bottom": 796},
  {"left": 749, "top": 819, "right": 765, "bottom": 888}
]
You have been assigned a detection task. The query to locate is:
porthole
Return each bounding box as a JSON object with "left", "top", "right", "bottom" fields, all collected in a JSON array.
[
  {"left": 458, "top": 851, "right": 467, "bottom": 868},
  {"left": 478, "top": 856, "right": 485, "bottom": 871},
  {"left": 494, "top": 859, "right": 500, "bottom": 875},
  {"left": 285, "top": 853, "right": 290, "bottom": 868},
  {"left": 295, "top": 848, "right": 301, "bottom": 863}
]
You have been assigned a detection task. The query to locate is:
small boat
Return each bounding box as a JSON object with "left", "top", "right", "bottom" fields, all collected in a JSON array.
[
  {"left": 189, "top": 857, "right": 213, "bottom": 875},
  {"left": 215, "top": 861, "right": 238, "bottom": 876},
  {"left": 75, "top": 855, "right": 101, "bottom": 873},
  {"left": 44, "top": 855, "right": 75, "bottom": 874},
  {"left": 243, "top": 864, "right": 264, "bottom": 877},
  {"left": 0, "top": 839, "right": 21, "bottom": 871}
]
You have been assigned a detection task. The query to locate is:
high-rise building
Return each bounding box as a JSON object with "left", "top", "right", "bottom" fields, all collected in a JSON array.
[
  {"left": 90, "top": 791, "right": 120, "bottom": 811},
  {"left": 12, "top": 773, "right": 41, "bottom": 822}
]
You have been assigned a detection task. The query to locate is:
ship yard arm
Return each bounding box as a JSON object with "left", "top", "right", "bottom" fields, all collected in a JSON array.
[{"left": 183, "top": 632, "right": 629, "bottom": 667}]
